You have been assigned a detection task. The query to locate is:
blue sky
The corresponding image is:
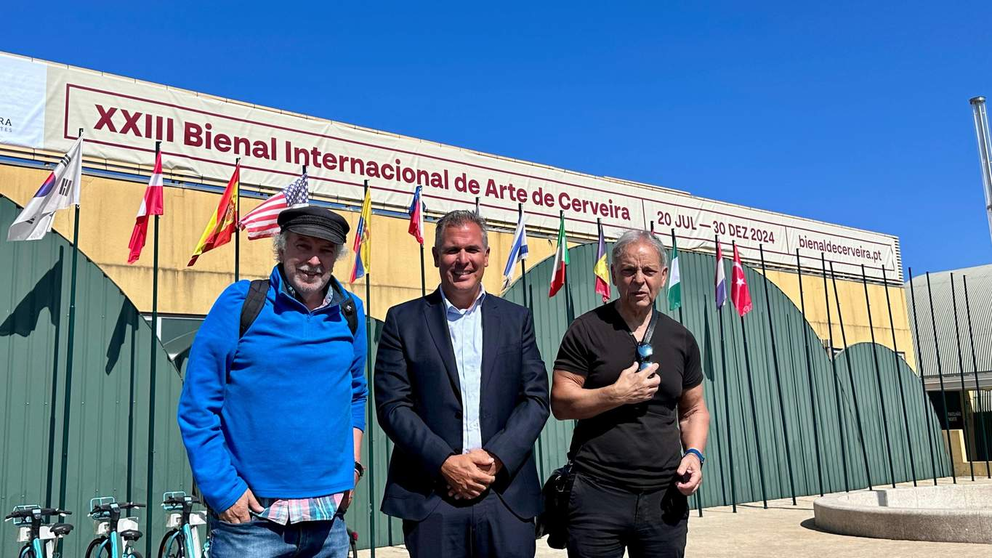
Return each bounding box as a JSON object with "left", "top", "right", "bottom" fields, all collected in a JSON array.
[{"left": 3, "top": 2, "right": 991, "bottom": 275}]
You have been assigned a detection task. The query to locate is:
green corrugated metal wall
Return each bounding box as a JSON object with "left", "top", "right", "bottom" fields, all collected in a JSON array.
[
  {"left": 1, "top": 195, "right": 190, "bottom": 557},
  {"left": 1, "top": 195, "right": 952, "bottom": 554},
  {"left": 501, "top": 241, "right": 950, "bottom": 509}
]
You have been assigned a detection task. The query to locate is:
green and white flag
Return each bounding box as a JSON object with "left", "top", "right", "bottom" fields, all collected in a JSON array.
[{"left": 667, "top": 237, "right": 681, "bottom": 310}]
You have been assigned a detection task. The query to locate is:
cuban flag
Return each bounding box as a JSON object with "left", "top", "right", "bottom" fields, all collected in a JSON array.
[
  {"left": 408, "top": 184, "right": 424, "bottom": 245},
  {"left": 501, "top": 210, "right": 529, "bottom": 290},
  {"left": 715, "top": 238, "right": 727, "bottom": 308},
  {"left": 8, "top": 136, "right": 83, "bottom": 241}
]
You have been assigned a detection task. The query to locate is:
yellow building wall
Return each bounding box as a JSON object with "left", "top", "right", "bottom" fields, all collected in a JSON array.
[{"left": 0, "top": 162, "right": 914, "bottom": 368}]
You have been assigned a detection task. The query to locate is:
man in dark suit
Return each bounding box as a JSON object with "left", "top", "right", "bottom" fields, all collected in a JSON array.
[{"left": 375, "top": 209, "right": 550, "bottom": 557}]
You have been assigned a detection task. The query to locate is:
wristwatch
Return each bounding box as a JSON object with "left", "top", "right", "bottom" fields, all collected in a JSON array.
[
  {"left": 684, "top": 448, "right": 705, "bottom": 466},
  {"left": 354, "top": 461, "right": 366, "bottom": 480}
]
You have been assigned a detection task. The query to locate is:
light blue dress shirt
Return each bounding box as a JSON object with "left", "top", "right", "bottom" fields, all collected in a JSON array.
[{"left": 440, "top": 285, "right": 486, "bottom": 453}]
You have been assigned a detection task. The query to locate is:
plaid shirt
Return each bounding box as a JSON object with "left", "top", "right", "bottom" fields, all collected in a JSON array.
[{"left": 254, "top": 278, "right": 352, "bottom": 525}]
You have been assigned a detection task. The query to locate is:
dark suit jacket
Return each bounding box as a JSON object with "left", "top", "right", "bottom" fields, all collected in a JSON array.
[{"left": 374, "top": 288, "right": 550, "bottom": 521}]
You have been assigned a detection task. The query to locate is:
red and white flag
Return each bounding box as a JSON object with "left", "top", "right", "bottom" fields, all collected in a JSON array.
[
  {"left": 126, "top": 148, "right": 164, "bottom": 263},
  {"left": 731, "top": 244, "right": 753, "bottom": 317},
  {"left": 239, "top": 171, "right": 309, "bottom": 240}
]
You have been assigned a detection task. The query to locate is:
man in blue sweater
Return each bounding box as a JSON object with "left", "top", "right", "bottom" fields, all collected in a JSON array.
[{"left": 178, "top": 206, "right": 368, "bottom": 558}]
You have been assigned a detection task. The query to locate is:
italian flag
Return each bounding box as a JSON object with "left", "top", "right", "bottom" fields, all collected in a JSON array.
[
  {"left": 549, "top": 213, "right": 569, "bottom": 297},
  {"left": 667, "top": 236, "right": 681, "bottom": 310}
]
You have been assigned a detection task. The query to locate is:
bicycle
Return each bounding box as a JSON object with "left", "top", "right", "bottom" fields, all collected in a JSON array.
[
  {"left": 5, "top": 505, "right": 74, "bottom": 558},
  {"left": 157, "top": 492, "right": 209, "bottom": 558},
  {"left": 84, "top": 497, "right": 145, "bottom": 558}
]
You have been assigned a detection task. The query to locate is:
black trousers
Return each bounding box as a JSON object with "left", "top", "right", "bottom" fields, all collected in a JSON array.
[
  {"left": 565, "top": 473, "right": 689, "bottom": 558},
  {"left": 402, "top": 491, "right": 536, "bottom": 558}
]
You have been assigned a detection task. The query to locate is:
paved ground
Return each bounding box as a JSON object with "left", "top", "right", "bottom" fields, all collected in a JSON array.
[{"left": 359, "top": 476, "right": 992, "bottom": 557}]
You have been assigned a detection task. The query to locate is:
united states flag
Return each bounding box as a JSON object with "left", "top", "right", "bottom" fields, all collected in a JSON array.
[{"left": 239, "top": 171, "right": 309, "bottom": 240}]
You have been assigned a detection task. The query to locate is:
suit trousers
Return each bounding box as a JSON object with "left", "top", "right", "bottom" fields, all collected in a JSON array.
[
  {"left": 402, "top": 491, "right": 536, "bottom": 558},
  {"left": 565, "top": 472, "right": 689, "bottom": 558}
]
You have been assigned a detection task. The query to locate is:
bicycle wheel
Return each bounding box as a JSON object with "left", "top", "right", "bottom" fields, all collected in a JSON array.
[
  {"left": 85, "top": 536, "right": 111, "bottom": 558},
  {"left": 158, "top": 529, "right": 186, "bottom": 558}
]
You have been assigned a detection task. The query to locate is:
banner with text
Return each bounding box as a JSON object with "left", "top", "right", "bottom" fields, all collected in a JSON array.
[{"left": 0, "top": 52, "right": 902, "bottom": 281}]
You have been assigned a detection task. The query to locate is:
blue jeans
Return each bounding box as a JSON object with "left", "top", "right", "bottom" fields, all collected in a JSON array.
[{"left": 208, "top": 514, "right": 350, "bottom": 558}]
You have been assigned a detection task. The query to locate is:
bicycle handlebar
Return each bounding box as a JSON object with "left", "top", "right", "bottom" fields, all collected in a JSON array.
[
  {"left": 163, "top": 496, "right": 201, "bottom": 506},
  {"left": 5, "top": 508, "right": 71, "bottom": 520},
  {"left": 90, "top": 502, "right": 145, "bottom": 513}
]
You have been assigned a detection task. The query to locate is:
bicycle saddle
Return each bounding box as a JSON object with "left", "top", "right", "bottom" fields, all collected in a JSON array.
[
  {"left": 120, "top": 529, "right": 142, "bottom": 542},
  {"left": 51, "top": 523, "right": 74, "bottom": 536}
]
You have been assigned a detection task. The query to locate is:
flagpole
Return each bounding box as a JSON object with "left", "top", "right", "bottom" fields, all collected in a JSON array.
[
  {"left": 949, "top": 274, "right": 976, "bottom": 482},
  {"left": 962, "top": 276, "right": 991, "bottom": 478},
  {"left": 360, "top": 180, "right": 377, "bottom": 558},
  {"left": 880, "top": 265, "right": 918, "bottom": 486},
  {"left": 475, "top": 196, "right": 480, "bottom": 215},
  {"left": 908, "top": 268, "right": 940, "bottom": 484},
  {"left": 57, "top": 129, "right": 84, "bottom": 515},
  {"left": 757, "top": 245, "right": 797, "bottom": 505},
  {"left": 795, "top": 250, "right": 826, "bottom": 496},
  {"left": 829, "top": 261, "right": 873, "bottom": 491},
  {"left": 822, "top": 253, "right": 850, "bottom": 492},
  {"left": 234, "top": 157, "right": 241, "bottom": 282},
  {"left": 925, "top": 271, "right": 956, "bottom": 483},
  {"left": 734, "top": 241, "right": 767, "bottom": 509},
  {"left": 669, "top": 229, "right": 703, "bottom": 516},
  {"left": 144, "top": 142, "right": 162, "bottom": 557},
  {"left": 717, "top": 235, "right": 737, "bottom": 512},
  {"left": 860, "top": 264, "right": 897, "bottom": 488}
]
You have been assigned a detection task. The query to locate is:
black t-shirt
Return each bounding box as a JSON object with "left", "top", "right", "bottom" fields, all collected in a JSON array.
[{"left": 554, "top": 302, "right": 703, "bottom": 491}]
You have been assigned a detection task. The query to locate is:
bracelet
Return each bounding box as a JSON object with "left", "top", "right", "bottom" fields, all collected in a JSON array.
[
  {"left": 354, "top": 461, "right": 365, "bottom": 480},
  {"left": 684, "top": 448, "right": 705, "bottom": 466}
]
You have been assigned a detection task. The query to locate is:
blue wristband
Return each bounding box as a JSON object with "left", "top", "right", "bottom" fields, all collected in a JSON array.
[{"left": 684, "top": 448, "right": 705, "bottom": 466}]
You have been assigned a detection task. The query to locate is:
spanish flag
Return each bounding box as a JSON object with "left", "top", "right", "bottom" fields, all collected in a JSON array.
[
  {"left": 593, "top": 221, "right": 610, "bottom": 302},
  {"left": 349, "top": 185, "right": 372, "bottom": 283},
  {"left": 188, "top": 162, "right": 239, "bottom": 266}
]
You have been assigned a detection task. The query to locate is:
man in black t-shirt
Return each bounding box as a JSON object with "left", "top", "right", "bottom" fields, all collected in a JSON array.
[{"left": 551, "top": 229, "right": 710, "bottom": 558}]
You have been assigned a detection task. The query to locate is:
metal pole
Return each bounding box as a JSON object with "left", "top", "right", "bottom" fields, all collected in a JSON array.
[
  {"left": 880, "top": 265, "right": 917, "bottom": 486},
  {"left": 234, "top": 158, "right": 241, "bottom": 282},
  {"left": 474, "top": 196, "right": 480, "bottom": 215},
  {"left": 145, "top": 210, "right": 160, "bottom": 557},
  {"left": 759, "top": 245, "right": 797, "bottom": 505},
  {"left": 796, "top": 250, "right": 825, "bottom": 496},
  {"left": 926, "top": 271, "right": 957, "bottom": 483},
  {"left": 717, "top": 236, "right": 736, "bottom": 512},
  {"left": 829, "top": 261, "right": 873, "bottom": 491},
  {"left": 822, "top": 253, "right": 850, "bottom": 492},
  {"left": 962, "top": 276, "right": 991, "bottom": 478},
  {"left": 861, "top": 264, "right": 897, "bottom": 487},
  {"left": 908, "top": 268, "right": 940, "bottom": 484},
  {"left": 968, "top": 96, "right": 992, "bottom": 244},
  {"left": 57, "top": 204, "right": 81, "bottom": 510},
  {"left": 362, "top": 180, "right": 377, "bottom": 558},
  {"left": 735, "top": 242, "right": 767, "bottom": 508},
  {"left": 949, "top": 274, "right": 976, "bottom": 481}
]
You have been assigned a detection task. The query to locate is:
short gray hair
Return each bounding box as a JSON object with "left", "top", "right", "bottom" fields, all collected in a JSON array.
[
  {"left": 611, "top": 230, "right": 669, "bottom": 268},
  {"left": 434, "top": 210, "right": 489, "bottom": 249},
  {"left": 273, "top": 230, "right": 347, "bottom": 262}
]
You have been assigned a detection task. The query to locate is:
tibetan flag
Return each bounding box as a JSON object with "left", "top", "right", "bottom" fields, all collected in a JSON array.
[
  {"left": 8, "top": 136, "right": 83, "bottom": 241},
  {"left": 350, "top": 186, "right": 372, "bottom": 283},
  {"left": 239, "top": 170, "right": 309, "bottom": 240},
  {"left": 715, "top": 239, "right": 727, "bottom": 309},
  {"left": 501, "top": 210, "right": 529, "bottom": 290},
  {"left": 127, "top": 148, "right": 165, "bottom": 263},
  {"left": 731, "top": 244, "right": 753, "bottom": 317},
  {"left": 593, "top": 222, "right": 610, "bottom": 302},
  {"left": 188, "top": 162, "right": 239, "bottom": 266},
  {"left": 667, "top": 236, "right": 681, "bottom": 311},
  {"left": 549, "top": 213, "right": 569, "bottom": 297},
  {"left": 408, "top": 184, "right": 424, "bottom": 245}
]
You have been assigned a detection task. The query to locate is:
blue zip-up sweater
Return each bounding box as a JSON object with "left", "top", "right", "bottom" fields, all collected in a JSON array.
[{"left": 178, "top": 267, "right": 368, "bottom": 512}]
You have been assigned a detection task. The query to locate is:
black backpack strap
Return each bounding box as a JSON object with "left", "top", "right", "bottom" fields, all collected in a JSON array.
[
  {"left": 240, "top": 279, "right": 269, "bottom": 339},
  {"left": 331, "top": 279, "right": 359, "bottom": 337}
]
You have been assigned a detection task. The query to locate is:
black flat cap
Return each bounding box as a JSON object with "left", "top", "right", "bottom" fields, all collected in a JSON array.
[{"left": 278, "top": 206, "right": 350, "bottom": 245}]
